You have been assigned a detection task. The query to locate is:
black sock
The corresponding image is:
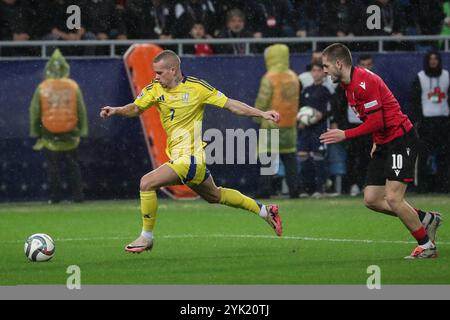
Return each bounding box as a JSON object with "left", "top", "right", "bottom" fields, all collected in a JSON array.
[
  {"left": 415, "top": 208, "right": 427, "bottom": 222},
  {"left": 418, "top": 234, "right": 430, "bottom": 246}
]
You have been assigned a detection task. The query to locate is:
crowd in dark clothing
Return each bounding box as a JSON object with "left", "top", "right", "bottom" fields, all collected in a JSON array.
[{"left": 1, "top": 0, "right": 449, "bottom": 56}]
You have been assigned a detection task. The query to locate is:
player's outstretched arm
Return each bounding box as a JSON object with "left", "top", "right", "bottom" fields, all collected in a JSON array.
[
  {"left": 224, "top": 98, "right": 280, "bottom": 123},
  {"left": 319, "top": 128, "right": 346, "bottom": 144},
  {"left": 100, "top": 103, "right": 142, "bottom": 118}
]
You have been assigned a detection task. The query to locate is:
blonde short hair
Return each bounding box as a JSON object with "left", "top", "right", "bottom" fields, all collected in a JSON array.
[{"left": 154, "top": 50, "right": 181, "bottom": 69}]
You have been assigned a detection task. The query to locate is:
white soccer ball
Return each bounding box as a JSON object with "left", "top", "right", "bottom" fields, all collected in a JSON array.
[
  {"left": 24, "top": 233, "right": 55, "bottom": 262},
  {"left": 297, "top": 106, "right": 318, "bottom": 126}
]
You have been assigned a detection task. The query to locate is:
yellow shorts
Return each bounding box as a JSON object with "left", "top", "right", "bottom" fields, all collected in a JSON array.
[{"left": 166, "top": 154, "right": 210, "bottom": 186}]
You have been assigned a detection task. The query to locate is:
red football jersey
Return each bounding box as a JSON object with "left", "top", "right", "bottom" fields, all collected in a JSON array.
[{"left": 342, "top": 67, "right": 412, "bottom": 145}]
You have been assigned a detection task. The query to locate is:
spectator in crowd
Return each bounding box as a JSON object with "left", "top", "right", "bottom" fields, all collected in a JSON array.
[
  {"left": 297, "top": 62, "right": 334, "bottom": 198},
  {"left": 299, "top": 50, "right": 337, "bottom": 94},
  {"left": 79, "top": 0, "right": 127, "bottom": 55},
  {"left": 402, "top": 0, "right": 416, "bottom": 34},
  {"left": 81, "top": 0, "right": 127, "bottom": 41},
  {"left": 411, "top": 51, "right": 450, "bottom": 193},
  {"left": 410, "top": 0, "right": 444, "bottom": 36},
  {"left": 215, "top": 9, "right": 254, "bottom": 55},
  {"left": 255, "top": 44, "right": 299, "bottom": 199},
  {"left": 172, "top": 0, "right": 217, "bottom": 38},
  {"left": 0, "top": 0, "right": 30, "bottom": 40},
  {"left": 293, "top": 0, "right": 321, "bottom": 38},
  {"left": 365, "top": 0, "right": 408, "bottom": 50},
  {"left": 35, "top": 0, "right": 96, "bottom": 55},
  {"left": 319, "top": 0, "right": 365, "bottom": 37},
  {"left": 29, "top": 49, "right": 88, "bottom": 204},
  {"left": 215, "top": 0, "right": 298, "bottom": 39},
  {"left": 214, "top": 0, "right": 255, "bottom": 31},
  {"left": 215, "top": 0, "right": 250, "bottom": 14},
  {"left": 249, "top": 0, "right": 299, "bottom": 39},
  {"left": 0, "top": 0, "right": 31, "bottom": 56},
  {"left": 366, "top": 0, "right": 406, "bottom": 36},
  {"left": 124, "top": 0, "right": 172, "bottom": 39},
  {"left": 184, "top": 22, "right": 214, "bottom": 56},
  {"left": 409, "top": 0, "right": 444, "bottom": 50},
  {"left": 358, "top": 54, "right": 375, "bottom": 71}
]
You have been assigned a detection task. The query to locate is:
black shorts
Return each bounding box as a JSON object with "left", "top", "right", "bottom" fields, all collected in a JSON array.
[{"left": 365, "top": 129, "right": 419, "bottom": 186}]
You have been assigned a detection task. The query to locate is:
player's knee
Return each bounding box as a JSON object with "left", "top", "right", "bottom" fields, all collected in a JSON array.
[
  {"left": 140, "top": 175, "right": 157, "bottom": 191},
  {"left": 204, "top": 191, "right": 221, "bottom": 204},
  {"left": 385, "top": 194, "right": 401, "bottom": 209},
  {"left": 364, "top": 200, "right": 377, "bottom": 210},
  {"left": 364, "top": 193, "right": 381, "bottom": 210},
  {"left": 206, "top": 195, "right": 220, "bottom": 204}
]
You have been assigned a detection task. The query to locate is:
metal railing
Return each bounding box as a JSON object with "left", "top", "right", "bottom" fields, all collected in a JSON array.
[{"left": 0, "top": 35, "right": 449, "bottom": 59}]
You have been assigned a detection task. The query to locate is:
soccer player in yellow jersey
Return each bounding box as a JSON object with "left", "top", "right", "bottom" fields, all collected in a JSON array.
[{"left": 100, "top": 50, "right": 282, "bottom": 253}]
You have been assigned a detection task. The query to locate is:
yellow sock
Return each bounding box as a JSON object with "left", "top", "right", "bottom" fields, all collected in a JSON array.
[
  {"left": 140, "top": 191, "right": 158, "bottom": 232},
  {"left": 219, "top": 187, "right": 260, "bottom": 214}
]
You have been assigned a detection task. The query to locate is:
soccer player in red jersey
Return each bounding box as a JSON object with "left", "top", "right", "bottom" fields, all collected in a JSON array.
[{"left": 319, "top": 43, "right": 442, "bottom": 259}]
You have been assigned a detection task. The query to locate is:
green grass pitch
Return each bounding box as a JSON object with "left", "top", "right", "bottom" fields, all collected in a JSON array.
[{"left": 0, "top": 195, "right": 449, "bottom": 285}]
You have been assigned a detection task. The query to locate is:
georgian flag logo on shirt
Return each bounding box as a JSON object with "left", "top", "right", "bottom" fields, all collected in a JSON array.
[{"left": 364, "top": 100, "right": 378, "bottom": 109}]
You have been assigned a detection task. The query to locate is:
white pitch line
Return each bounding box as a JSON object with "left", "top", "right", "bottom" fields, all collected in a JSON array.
[{"left": 7, "top": 234, "right": 450, "bottom": 246}]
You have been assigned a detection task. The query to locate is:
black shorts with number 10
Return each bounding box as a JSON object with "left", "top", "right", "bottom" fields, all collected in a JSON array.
[{"left": 365, "top": 128, "right": 419, "bottom": 186}]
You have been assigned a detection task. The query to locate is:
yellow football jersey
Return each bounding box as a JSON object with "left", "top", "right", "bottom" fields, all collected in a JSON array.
[{"left": 134, "top": 76, "right": 228, "bottom": 159}]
